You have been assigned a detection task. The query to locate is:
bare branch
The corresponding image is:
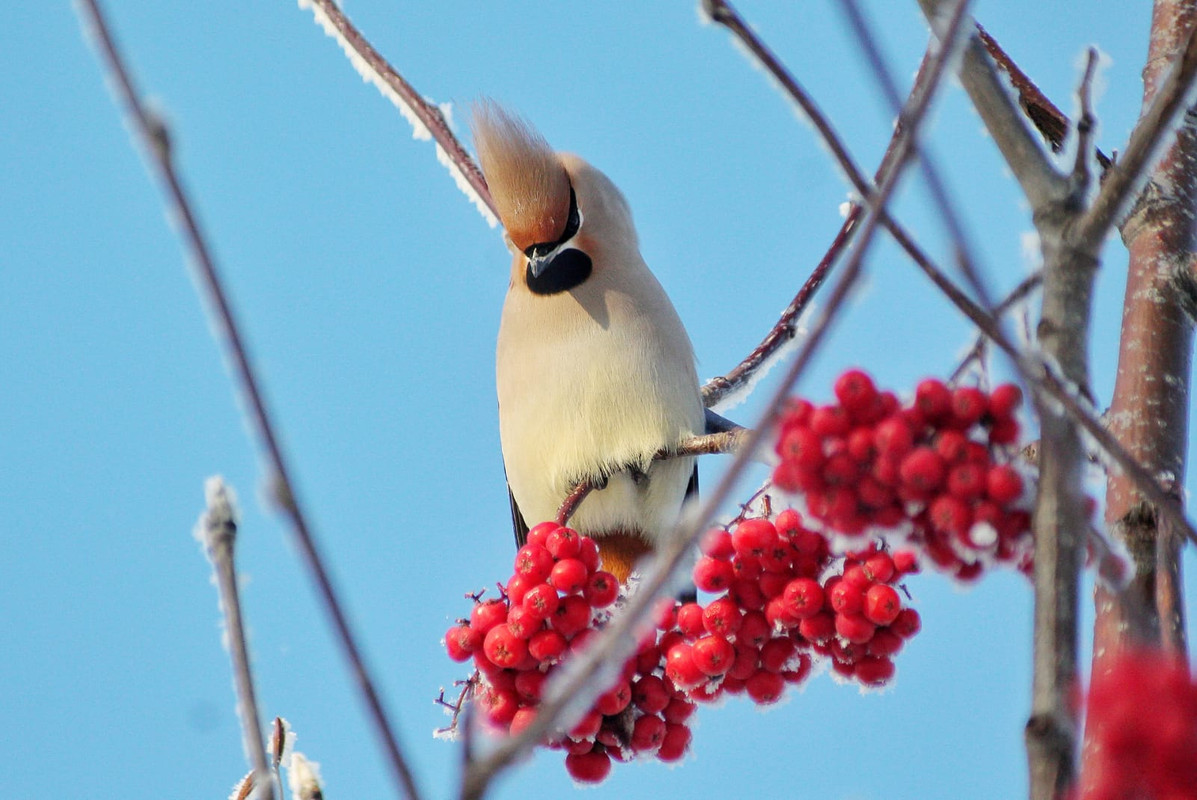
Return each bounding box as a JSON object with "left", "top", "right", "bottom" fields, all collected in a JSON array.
[
  {"left": 1076, "top": 21, "right": 1197, "bottom": 247},
  {"left": 194, "top": 478, "right": 273, "bottom": 800},
  {"left": 918, "top": 0, "right": 1068, "bottom": 209},
  {"left": 977, "top": 26, "right": 1113, "bottom": 171},
  {"left": 74, "top": 4, "right": 423, "bottom": 798}
]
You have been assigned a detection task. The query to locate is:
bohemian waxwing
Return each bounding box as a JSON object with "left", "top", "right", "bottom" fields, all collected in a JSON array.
[{"left": 472, "top": 102, "right": 704, "bottom": 583}]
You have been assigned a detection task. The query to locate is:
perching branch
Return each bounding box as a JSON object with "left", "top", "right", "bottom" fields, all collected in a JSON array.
[
  {"left": 194, "top": 478, "right": 273, "bottom": 800},
  {"left": 460, "top": 6, "right": 965, "bottom": 794},
  {"left": 74, "top": 4, "right": 423, "bottom": 798}
]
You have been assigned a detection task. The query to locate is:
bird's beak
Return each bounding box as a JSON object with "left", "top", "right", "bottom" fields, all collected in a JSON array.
[{"left": 526, "top": 246, "right": 555, "bottom": 278}]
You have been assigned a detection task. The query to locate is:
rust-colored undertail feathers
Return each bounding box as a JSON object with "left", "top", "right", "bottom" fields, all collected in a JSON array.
[{"left": 471, "top": 101, "right": 572, "bottom": 253}]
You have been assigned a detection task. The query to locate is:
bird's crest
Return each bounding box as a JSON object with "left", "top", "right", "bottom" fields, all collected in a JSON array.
[{"left": 472, "top": 102, "right": 572, "bottom": 253}]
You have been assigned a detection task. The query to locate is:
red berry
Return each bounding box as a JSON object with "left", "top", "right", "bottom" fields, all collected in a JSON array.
[
  {"left": 775, "top": 508, "right": 804, "bottom": 539},
  {"left": 692, "top": 635, "right": 736, "bottom": 676},
  {"left": 855, "top": 655, "right": 896, "bottom": 686},
  {"left": 989, "top": 383, "right": 1023, "bottom": 418},
  {"left": 930, "top": 493, "right": 973, "bottom": 536},
  {"left": 745, "top": 670, "right": 786, "bottom": 704},
  {"left": 900, "top": 447, "right": 947, "bottom": 492},
  {"left": 810, "top": 404, "right": 852, "bottom": 437},
  {"left": 892, "top": 607, "right": 922, "bottom": 638},
  {"left": 733, "top": 518, "right": 779, "bottom": 558},
  {"left": 577, "top": 536, "right": 601, "bottom": 572},
  {"left": 829, "top": 580, "right": 865, "bottom": 615},
  {"left": 835, "top": 368, "right": 879, "bottom": 419},
  {"left": 703, "top": 596, "right": 743, "bottom": 636},
  {"left": 525, "top": 521, "right": 559, "bottom": 548},
  {"left": 470, "top": 599, "right": 508, "bottom": 634},
  {"left": 514, "top": 543, "right": 555, "bottom": 582},
  {"left": 842, "top": 563, "right": 871, "bottom": 589},
  {"left": 864, "top": 583, "right": 902, "bottom": 625},
  {"left": 738, "top": 610, "right": 771, "bottom": 648},
  {"left": 549, "top": 558, "right": 588, "bottom": 594},
  {"left": 951, "top": 386, "right": 988, "bottom": 427},
  {"left": 987, "top": 464, "right": 1024, "bottom": 504},
  {"left": 798, "top": 611, "right": 836, "bottom": 643},
  {"left": 915, "top": 378, "right": 952, "bottom": 420},
  {"left": 730, "top": 578, "right": 766, "bottom": 611},
  {"left": 835, "top": 612, "right": 876, "bottom": 644},
  {"left": 677, "top": 602, "right": 706, "bottom": 639},
  {"left": 988, "top": 416, "right": 1021, "bottom": 445},
  {"left": 782, "top": 577, "right": 825, "bottom": 620},
  {"left": 509, "top": 706, "right": 537, "bottom": 736},
  {"left": 629, "top": 713, "right": 667, "bottom": 753},
  {"left": 867, "top": 627, "right": 904, "bottom": 657},
  {"left": 632, "top": 674, "right": 670, "bottom": 714},
  {"left": 893, "top": 549, "right": 920, "bottom": 574},
  {"left": 656, "top": 722, "right": 692, "bottom": 761},
  {"left": 479, "top": 684, "right": 519, "bottom": 726},
  {"left": 522, "top": 583, "right": 560, "bottom": 620},
  {"left": 777, "top": 426, "right": 825, "bottom": 470},
  {"left": 546, "top": 527, "right": 582, "bottom": 560},
  {"left": 550, "top": 595, "right": 592, "bottom": 637},
  {"left": 483, "top": 625, "right": 528, "bottom": 668},
  {"left": 565, "top": 749, "right": 611, "bottom": 783},
  {"left": 596, "top": 679, "right": 632, "bottom": 715},
  {"left": 760, "top": 637, "right": 797, "bottom": 673},
  {"left": 528, "top": 629, "right": 567, "bottom": 663},
  {"left": 948, "top": 461, "right": 987, "bottom": 500},
  {"left": 506, "top": 604, "right": 540, "bottom": 639},
  {"left": 664, "top": 643, "right": 706, "bottom": 689},
  {"left": 584, "top": 571, "right": 619, "bottom": 608},
  {"left": 445, "top": 625, "right": 481, "bottom": 661},
  {"left": 863, "top": 552, "right": 895, "bottom": 583},
  {"left": 662, "top": 697, "right": 697, "bottom": 725},
  {"left": 505, "top": 574, "right": 533, "bottom": 606},
  {"left": 934, "top": 430, "right": 970, "bottom": 465},
  {"left": 514, "top": 669, "right": 546, "bottom": 701},
  {"left": 874, "top": 416, "right": 915, "bottom": 458}
]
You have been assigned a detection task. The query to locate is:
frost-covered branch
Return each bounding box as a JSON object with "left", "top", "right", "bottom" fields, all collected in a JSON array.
[
  {"left": 74, "top": 4, "right": 423, "bottom": 797},
  {"left": 297, "top": 0, "right": 497, "bottom": 226},
  {"left": 194, "top": 478, "right": 273, "bottom": 800}
]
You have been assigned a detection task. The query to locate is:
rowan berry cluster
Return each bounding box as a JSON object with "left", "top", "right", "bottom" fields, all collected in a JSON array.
[
  {"left": 444, "top": 522, "right": 695, "bottom": 783},
  {"left": 773, "top": 369, "right": 1032, "bottom": 580},
  {"left": 1080, "top": 648, "right": 1197, "bottom": 800},
  {"left": 684, "top": 510, "right": 920, "bottom": 696}
]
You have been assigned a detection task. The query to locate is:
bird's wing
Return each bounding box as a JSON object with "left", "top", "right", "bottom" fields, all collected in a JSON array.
[{"left": 507, "top": 478, "right": 530, "bottom": 549}]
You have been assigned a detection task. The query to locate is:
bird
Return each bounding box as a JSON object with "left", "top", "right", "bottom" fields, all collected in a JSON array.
[{"left": 472, "top": 102, "right": 705, "bottom": 585}]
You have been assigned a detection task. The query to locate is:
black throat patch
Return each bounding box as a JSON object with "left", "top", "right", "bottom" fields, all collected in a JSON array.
[{"left": 525, "top": 248, "right": 592, "bottom": 295}]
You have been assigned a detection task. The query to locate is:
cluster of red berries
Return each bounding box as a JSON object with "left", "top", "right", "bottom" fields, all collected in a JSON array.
[
  {"left": 773, "top": 369, "right": 1032, "bottom": 580},
  {"left": 444, "top": 522, "right": 696, "bottom": 783},
  {"left": 1080, "top": 648, "right": 1197, "bottom": 800},
  {"left": 683, "top": 510, "right": 921, "bottom": 695}
]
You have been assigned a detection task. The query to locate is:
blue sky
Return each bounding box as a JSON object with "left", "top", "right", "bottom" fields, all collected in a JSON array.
[{"left": 4, "top": 2, "right": 1195, "bottom": 798}]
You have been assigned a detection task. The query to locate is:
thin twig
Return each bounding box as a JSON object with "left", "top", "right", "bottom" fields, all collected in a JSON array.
[
  {"left": 194, "top": 478, "right": 273, "bottom": 800},
  {"left": 1076, "top": 21, "right": 1197, "bottom": 246},
  {"left": 74, "top": 4, "right": 423, "bottom": 798},
  {"left": 298, "top": 0, "right": 496, "bottom": 226},
  {"left": 460, "top": 6, "right": 963, "bottom": 794},
  {"left": 977, "top": 26, "right": 1113, "bottom": 170},
  {"left": 949, "top": 272, "right": 1043, "bottom": 385}
]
